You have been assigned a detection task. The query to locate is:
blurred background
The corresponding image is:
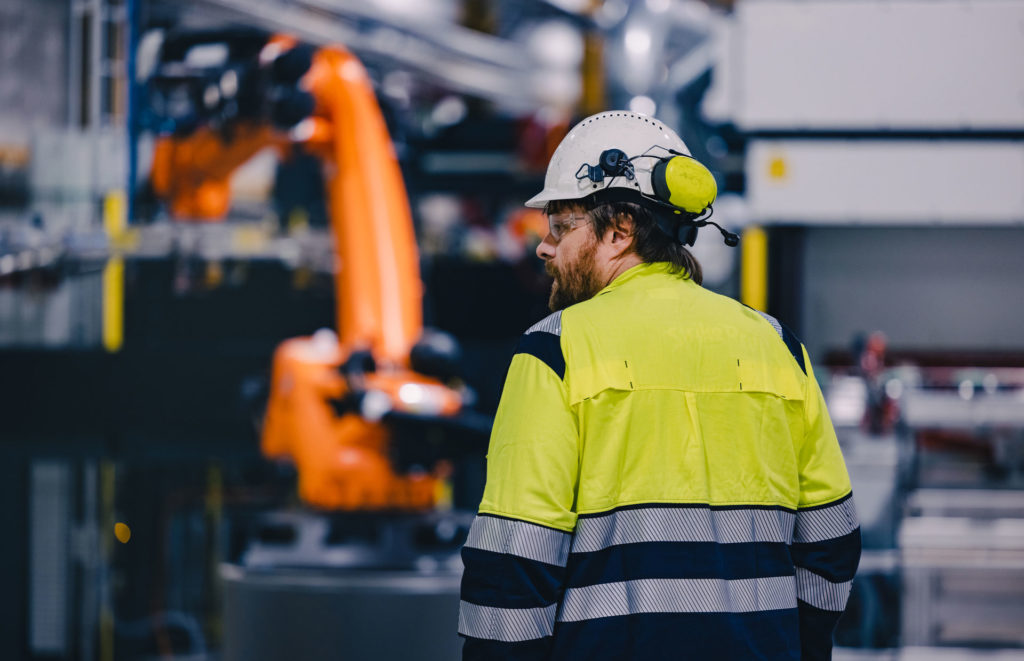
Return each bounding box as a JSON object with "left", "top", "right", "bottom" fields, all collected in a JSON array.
[{"left": 1, "top": 0, "right": 1023, "bottom": 659}]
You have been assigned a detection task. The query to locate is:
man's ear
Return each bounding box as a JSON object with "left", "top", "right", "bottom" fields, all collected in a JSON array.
[{"left": 606, "top": 213, "right": 635, "bottom": 255}]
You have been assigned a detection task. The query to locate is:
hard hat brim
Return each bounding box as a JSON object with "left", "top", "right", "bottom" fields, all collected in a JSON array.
[
  {"left": 524, "top": 190, "right": 555, "bottom": 209},
  {"left": 525, "top": 188, "right": 590, "bottom": 209}
]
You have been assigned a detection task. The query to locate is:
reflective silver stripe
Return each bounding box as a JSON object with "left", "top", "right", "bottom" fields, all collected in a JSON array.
[
  {"left": 526, "top": 311, "right": 562, "bottom": 336},
  {"left": 558, "top": 576, "right": 797, "bottom": 622},
  {"left": 465, "top": 515, "right": 572, "bottom": 567},
  {"left": 794, "top": 497, "right": 859, "bottom": 544},
  {"left": 458, "top": 601, "right": 557, "bottom": 642},
  {"left": 572, "top": 507, "right": 795, "bottom": 553},
  {"left": 795, "top": 567, "right": 853, "bottom": 612},
  {"left": 756, "top": 310, "right": 784, "bottom": 339}
]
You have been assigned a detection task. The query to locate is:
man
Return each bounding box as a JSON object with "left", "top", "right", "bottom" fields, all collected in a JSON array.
[{"left": 458, "top": 111, "right": 860, "bottom": 660}]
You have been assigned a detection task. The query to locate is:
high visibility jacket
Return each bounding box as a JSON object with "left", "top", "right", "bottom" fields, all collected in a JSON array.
[{"left": 458, "top": 262, "right": 860, "bottom": 660}]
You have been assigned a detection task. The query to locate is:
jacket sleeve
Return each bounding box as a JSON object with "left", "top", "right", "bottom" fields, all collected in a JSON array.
[
  {"left": 792, "top": 345, "right": 862, "bottom": 661},
  {"left": 459, "top": 319, "right": 579, "bottom": 661}
]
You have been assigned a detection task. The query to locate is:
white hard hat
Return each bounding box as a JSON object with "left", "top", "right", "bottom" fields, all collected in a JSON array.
[{"left": 525, "top": 110, "right": 693, "bottom": 209}]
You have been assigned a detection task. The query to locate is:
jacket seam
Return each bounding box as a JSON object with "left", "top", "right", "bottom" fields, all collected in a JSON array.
[
  {"left": 797, "top": 490, "right": 855, "bottom": 511},
  {"left": 477, "top": 508, "right": 577, "bottom": 534},
  {"left": 575, "top": 499, "right": 800, "bottom": 517}
]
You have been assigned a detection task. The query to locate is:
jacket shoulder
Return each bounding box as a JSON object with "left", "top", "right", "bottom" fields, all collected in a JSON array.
[
  {"left": 524, "top": 310, "right": 563, "bottom": 337},
  {"left": 516, "top": 311, "right": 565, "bottom": 379},
  {"left": 748, "top": 308, "right": 807, "bottom": 375}
]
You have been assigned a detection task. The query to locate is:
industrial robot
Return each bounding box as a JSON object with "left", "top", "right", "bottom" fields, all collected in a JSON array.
[{"left": 143, "top": 28, "right": 483, "bottom": 519}]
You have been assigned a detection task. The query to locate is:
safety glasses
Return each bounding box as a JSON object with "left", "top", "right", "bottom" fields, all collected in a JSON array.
[{"left": 546, "top": 212, "right": 591, "bottom": 243}]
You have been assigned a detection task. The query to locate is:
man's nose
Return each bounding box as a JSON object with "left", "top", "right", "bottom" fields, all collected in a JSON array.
[{"left": 536, "top": 234, "right": 556, "bottom": 260}]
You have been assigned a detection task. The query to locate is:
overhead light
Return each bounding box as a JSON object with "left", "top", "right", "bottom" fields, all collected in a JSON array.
[
  {"left": 624, "top": 26, "right": 652, "bottom": 56},
  {"left": 595, "top": 0, "right": 630, "bottom": 29},
  {"left": 521, "top": 20, "right": 584, "bottom": 69},
  {"left": 629, "top": 95, "right": 657, "bottom": 116}
]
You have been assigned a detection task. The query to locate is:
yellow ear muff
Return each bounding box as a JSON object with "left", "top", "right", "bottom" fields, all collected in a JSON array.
[{"left": 651, "top": 155, "right": 717, "bottom": 214}]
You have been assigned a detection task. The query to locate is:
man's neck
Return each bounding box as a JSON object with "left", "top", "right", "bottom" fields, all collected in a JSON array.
[{"left": 600, "top": 254, "right": 644, "bottom": 290}]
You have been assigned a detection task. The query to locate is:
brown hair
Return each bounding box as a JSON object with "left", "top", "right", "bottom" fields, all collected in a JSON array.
[{"left": 545, "top": 198, "right": 703, "bottom": 285}]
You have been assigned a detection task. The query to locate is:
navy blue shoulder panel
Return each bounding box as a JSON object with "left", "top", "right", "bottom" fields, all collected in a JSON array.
[
  {"left": 749, "top": 307, "right": 806, "bottom": 375},
  {"left": 778, "top": 320, "right": 806, "bottom": 375},
  {"left": 516, "top": 331, "right": 565, "bottom": 380}
]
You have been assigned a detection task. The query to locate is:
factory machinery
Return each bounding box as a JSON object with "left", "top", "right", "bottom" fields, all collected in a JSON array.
[
  {"left": 896, "top": 367, "right": 1024, "bottom": 652},
  {"left": 825, "top": 343, "right": 1024, "bottom": 657}
]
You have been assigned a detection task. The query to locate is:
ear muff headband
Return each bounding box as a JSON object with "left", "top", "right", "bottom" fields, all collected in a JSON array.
[{"left": 651, "top": 155, "right": 717, "bottom": 215}]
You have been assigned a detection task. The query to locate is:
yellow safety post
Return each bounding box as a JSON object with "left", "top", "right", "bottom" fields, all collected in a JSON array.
[
  {"left": 740, "top": 225, "right": 768, "bottom": 311},
  {"left": 581, "top": 20, "right": 605, "bottom": 116},
  {"left": 102, "top": 191, "right": 126, "bottom": 352}
]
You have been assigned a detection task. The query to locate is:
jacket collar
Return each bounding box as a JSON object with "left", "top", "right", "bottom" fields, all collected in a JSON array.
[{"left": 596, "top": 261, "right": 680, "bottom": 296}]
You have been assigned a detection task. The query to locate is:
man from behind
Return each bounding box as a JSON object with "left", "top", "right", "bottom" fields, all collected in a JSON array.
[{"left": 458, "top": 111, "right": 860, "bottom": 660}]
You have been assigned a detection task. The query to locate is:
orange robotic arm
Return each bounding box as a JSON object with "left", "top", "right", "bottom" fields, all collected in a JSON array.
[
  {"left": 151, "top": 123, "right": 277, "bottom": 219},
  {"left": 306, "top": 46, "right": 423, "bottom": 365},
  {"left": 149, "top": 36, "right": 462, "bottom": 510}
]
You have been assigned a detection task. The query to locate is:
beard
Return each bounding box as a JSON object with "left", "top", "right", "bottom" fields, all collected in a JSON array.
[{"left": 546, "top": 235, "right": 603, "bottom": 311}]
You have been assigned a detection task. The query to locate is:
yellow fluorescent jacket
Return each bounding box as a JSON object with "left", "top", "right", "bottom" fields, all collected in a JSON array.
[{"left": 459, "top": 261, "right": 860, "bottom": 661}]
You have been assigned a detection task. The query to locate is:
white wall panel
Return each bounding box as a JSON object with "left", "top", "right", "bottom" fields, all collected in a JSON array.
[
  {"left": 718, "top": 0, "right": 1024, "bottom": 130},
  {"left": 801, "top": 227, "right": 1024, "bottom": 357},
  {"left": 747, "top": 140, "right": 1024, "bottom": 224}
]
